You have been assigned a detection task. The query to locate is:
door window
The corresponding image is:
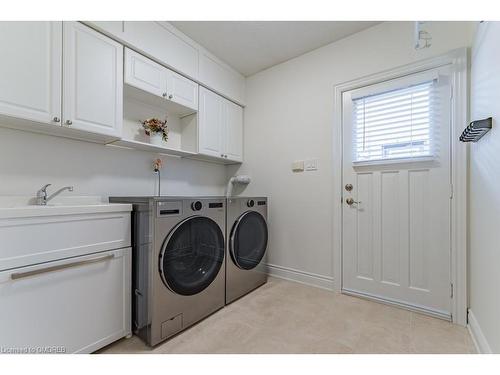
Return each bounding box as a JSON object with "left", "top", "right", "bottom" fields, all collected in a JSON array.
[
  {"left": 230, "top": 211, "right": 268, "bottom": 270},
  {"left": 159, "top": 216, "right": 224, "bottom": 296}
]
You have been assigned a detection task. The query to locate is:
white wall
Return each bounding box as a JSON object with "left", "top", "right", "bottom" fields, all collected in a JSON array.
[
  {"left": 230, "top": 21, "right": 476, "bottom": 288},
  {"left": 0, "top": 127, "right": 227, "bottom": 198},
  {"left": 469, "top": 21, "right": 500, "bottom": 353}
]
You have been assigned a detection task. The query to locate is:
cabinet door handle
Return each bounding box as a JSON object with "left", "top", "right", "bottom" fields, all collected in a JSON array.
[
  {"left": 162, "top": 92, "right": 167, "bottom": 98},
  {"left": 10, "top": 254, "right": 114, "bottom": 280},
  {"left": 168, "top": 94, "right": 173, "bottom": 100},
  {"left": 53, "top": 117, "right": 60, "bottom": 123},
  {"left": 65, "top": 120, "right": 72, "bottom": 126}
]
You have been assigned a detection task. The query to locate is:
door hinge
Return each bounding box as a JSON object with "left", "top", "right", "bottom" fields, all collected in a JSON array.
[
  {"left": 450, "top": 283, "right": 454, "bottom": 298},
  {"left": 450, "top": 183, "right": 453, "bottom": 199}
]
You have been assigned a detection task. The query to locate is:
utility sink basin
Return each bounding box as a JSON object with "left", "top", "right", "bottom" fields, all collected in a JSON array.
[{"left": 0, "top": 196, "right": 132, "bottom": 219}]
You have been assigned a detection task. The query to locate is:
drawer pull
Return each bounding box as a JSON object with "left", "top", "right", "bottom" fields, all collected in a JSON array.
[{"left": 10, "top": 254, "right": 115, "bottom": 280}]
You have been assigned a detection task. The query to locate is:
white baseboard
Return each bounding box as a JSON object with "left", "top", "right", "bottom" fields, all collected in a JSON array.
[
  {"left": 265, "top": 263, "right": 334, "bottom": 290},
  {"left": 467, "top": 309, "right": 493, "bottom": 354}
]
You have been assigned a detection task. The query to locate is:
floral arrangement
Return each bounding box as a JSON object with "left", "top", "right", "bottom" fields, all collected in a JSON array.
[
  {"left": 141, "top": 118, "right": 168, "bottom": 142},
  {"left": 153, "top": 158, "right": 163, "bottom": 173}
]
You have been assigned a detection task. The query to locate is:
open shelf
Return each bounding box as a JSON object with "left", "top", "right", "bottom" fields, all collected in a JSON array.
[
  {"left": 109, "top": 85, "right": 199, "bottom": 158},
  {"left": 109, "top": 138, "right": 197, "bottom": 157},
  {"left": 124, "top": 85, "right": 196, "bottom": 117}
]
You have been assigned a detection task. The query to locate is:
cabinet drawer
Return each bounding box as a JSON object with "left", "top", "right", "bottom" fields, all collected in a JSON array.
[
  {"left": 0, "top": 248, "right": 131, "bottom": 353},
  {"left": 0, "top": 211, "right": 131, "bottom": 271}
]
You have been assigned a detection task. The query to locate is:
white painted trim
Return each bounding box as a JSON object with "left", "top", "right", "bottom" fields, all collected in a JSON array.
[
  {"left": 332, "top": 48, "right": 469, "bottom": 325},
  {"left": 265, "top": 263, "right": 334, "bottom": 290},
  {"left": 342, "top": 288, "right": 451, "bottom": 321},
  {"left": 467, "top": 309, "right": 493, "bottom": 354}
]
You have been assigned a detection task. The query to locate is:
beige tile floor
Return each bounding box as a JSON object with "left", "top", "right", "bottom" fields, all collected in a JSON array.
[{"left": 99, "top": 277, "right": 476, "bottom": 354}]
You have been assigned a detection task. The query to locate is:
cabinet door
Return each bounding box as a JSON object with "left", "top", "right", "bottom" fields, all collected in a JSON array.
[
  {"left": 0, "top": 248, "right": 131, "bottom": 354},
  {"left": 223, "top": 100, "right": 243, "bottom": 162},
  {"left": 199, "top": 50, "right": 246, "bottom": 105},
  {"left": 63, "top": 22, "right": 123, "bottom": 137},
  {"left": 85, "top": 21, "right": 124, "bottom": 38},
  {"left": 198, "top": 87, "right": 223, "bottom": 158},
  {"left": 124, "top": 48, "right": 166, "bottom": 98},
  {"left": 0, "top": 22, "right": 62, "bottom": 125},
  {"left": 123, "top": 22, "right": 198, "bottom": 80},
  {"left": 166, "top": 69, "right": 198, "bottom": 111}
]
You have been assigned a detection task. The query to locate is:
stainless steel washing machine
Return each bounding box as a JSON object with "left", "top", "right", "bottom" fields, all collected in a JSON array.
[
  {"left": 109, "top": 196, "right": 226, "bottom": 347},
  {"left": 225, "top": 197, "right": 268, "bottom": 304}
]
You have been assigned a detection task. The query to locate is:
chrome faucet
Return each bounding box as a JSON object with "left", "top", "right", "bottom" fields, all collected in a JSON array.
[{"left": 36, "top": 184, "right": 74, "bottom": 206}]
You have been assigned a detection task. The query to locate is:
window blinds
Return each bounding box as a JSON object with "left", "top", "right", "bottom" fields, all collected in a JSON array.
[{"left": 352, "top": 80, "right": 438, "bottom": 163}]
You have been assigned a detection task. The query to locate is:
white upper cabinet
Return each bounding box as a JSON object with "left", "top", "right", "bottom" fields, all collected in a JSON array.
[
  {"left": 87, "top": 21, "right": 124, "bottom": 37},
  {"left": 198, "top": 87, "right": 223, "bottom": 158},
  {"left": 199, "top": 50, "right": 246, "bottom": 106},
  {"left": 198, "top": 87, "right": 243, "bottom": 163},
  {"left": 123, "top": 22, "right": 198, "bottom": 80},
  {"left": 166, "top": 70, "right": 198, "bottom": 111},
  {"left": 0, "top": 22, "right": 62, "bottom": 126},
  {"left": 124, "top": 48, "right": 166, "bottom": 97},
  {"left": 63, "top": 22, "right": 123, "bottom": 137},
  {"left": 124, "top": 48, "right": 198, "bottom": 112},
  {"left": 85, "top": 21, "right": 245, "bottom": 105},
  {"left": 223, "top": 100, "right": 243, "bottom": 162}
]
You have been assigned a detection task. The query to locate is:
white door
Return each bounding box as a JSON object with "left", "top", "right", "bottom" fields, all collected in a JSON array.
[
  {"left": 342, "top": 67, "right": 452, "bottom": 318},
  {"left": 166, "top": 69, "right": 198, "bottom": 111},
  {"left": 63, "top": 22, "right": 123, "bottom": 137},
  {"left": 124, "top": 48, "right": 167, "bottom": 98},
  {"left": 0, "top": 22, "right": 62, "bottom": 125},
  {"left": 223, "top": 100, "right": 243, "bottom": 162},
  {"left": 198, "top": 87, "right": 223, "bottom": 158}
]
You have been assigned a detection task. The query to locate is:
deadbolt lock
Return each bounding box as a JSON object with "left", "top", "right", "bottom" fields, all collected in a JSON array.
[{"left": 345, "top": 184, "right": 353, "bottom": 191}]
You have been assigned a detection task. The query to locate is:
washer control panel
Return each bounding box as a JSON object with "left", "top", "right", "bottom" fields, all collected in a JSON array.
[{"left": 191, "top": 201, "right": 203, "bottom": 211}]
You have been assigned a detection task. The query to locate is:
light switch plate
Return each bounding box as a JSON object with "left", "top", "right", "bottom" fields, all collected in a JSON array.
[
  {"left": 305, "top": 158, "right": 318, "bottom": 171},
  {"left": 292, "top": 160, "right": 304, "bottom": 172}
]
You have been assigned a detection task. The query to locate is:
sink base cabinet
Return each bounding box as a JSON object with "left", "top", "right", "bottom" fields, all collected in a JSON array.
[{"left": 0, "top": 247, "right": 131, "bottom": 354}]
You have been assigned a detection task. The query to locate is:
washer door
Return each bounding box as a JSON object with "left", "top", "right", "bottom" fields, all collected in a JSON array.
[
  {"left": 159, "top": 216, "right": 224, "bottom": 296},
  {"left": 230, "top": 211, "right": 268, "bottom": 270}
]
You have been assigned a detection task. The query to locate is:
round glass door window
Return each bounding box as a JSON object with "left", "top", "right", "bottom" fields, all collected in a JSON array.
[
  {"left": 230, "top": 211, "right": 268, "bottom": 270},
  {"left": 159, "top": 216, "right": 224, "bottom": 296}
]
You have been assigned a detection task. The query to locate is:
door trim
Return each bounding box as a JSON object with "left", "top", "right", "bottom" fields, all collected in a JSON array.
[{"left": 332, "top": 48, "right": 469, "bottom": 325}]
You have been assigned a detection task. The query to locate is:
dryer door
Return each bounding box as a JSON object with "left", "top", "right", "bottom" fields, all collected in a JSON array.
[
  {"left": 230, "top": 211, "right": 268, "bottom": 270},
  {"left": 159, "top": 216, "right": 224, "bottom": 296}
]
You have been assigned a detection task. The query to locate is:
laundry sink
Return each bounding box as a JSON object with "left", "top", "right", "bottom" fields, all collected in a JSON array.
[{"left": 0, "top": 196, "right": 132, "bottom": 219}]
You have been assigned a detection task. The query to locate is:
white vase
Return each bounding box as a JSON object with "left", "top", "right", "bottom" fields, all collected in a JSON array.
[{"left": 149, "top": 133, "right": 164, "bottom": 146}]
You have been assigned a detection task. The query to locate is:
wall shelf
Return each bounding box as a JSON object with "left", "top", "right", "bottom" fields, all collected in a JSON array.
[
  {"left": 114, "top": 84, "right": 199, "bottom": 158},
  {"left": 108, "top": 138, "right": 197, "bottom": 157}
]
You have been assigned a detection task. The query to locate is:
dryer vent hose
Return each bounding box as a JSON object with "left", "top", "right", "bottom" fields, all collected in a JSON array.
[{"left": 226, "top": 175, "right": 251, "bottom": 197}]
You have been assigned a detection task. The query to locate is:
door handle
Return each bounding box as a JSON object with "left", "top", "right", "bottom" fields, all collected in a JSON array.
[
  {"left": 345, "top": 197, "right": 361, "bottom": 206},
  {"left": 10, "top": 254, "right": 114, "bottom": 280}
]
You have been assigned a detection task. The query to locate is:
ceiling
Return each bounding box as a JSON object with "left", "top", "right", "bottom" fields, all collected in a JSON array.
[{"left": 171, "top": 21, "right": 381, "bottom": 77}]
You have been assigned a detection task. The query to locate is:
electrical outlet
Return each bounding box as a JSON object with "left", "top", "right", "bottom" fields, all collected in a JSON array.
[{"left": 305, "top": 158, "right": 318, "bottom": 171}]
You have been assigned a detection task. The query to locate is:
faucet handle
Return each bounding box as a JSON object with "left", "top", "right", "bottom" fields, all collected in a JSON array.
[{"left": 38, "top": 184, "right": 51, "bottom": 194}]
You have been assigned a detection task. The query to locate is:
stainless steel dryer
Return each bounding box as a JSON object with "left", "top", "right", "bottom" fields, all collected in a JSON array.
[
  {"left": 109, "top": 196, "right": 225, "bottom": 347},
  {"left": 225, "top": 197, "right": 268, "bottom": 304}
]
